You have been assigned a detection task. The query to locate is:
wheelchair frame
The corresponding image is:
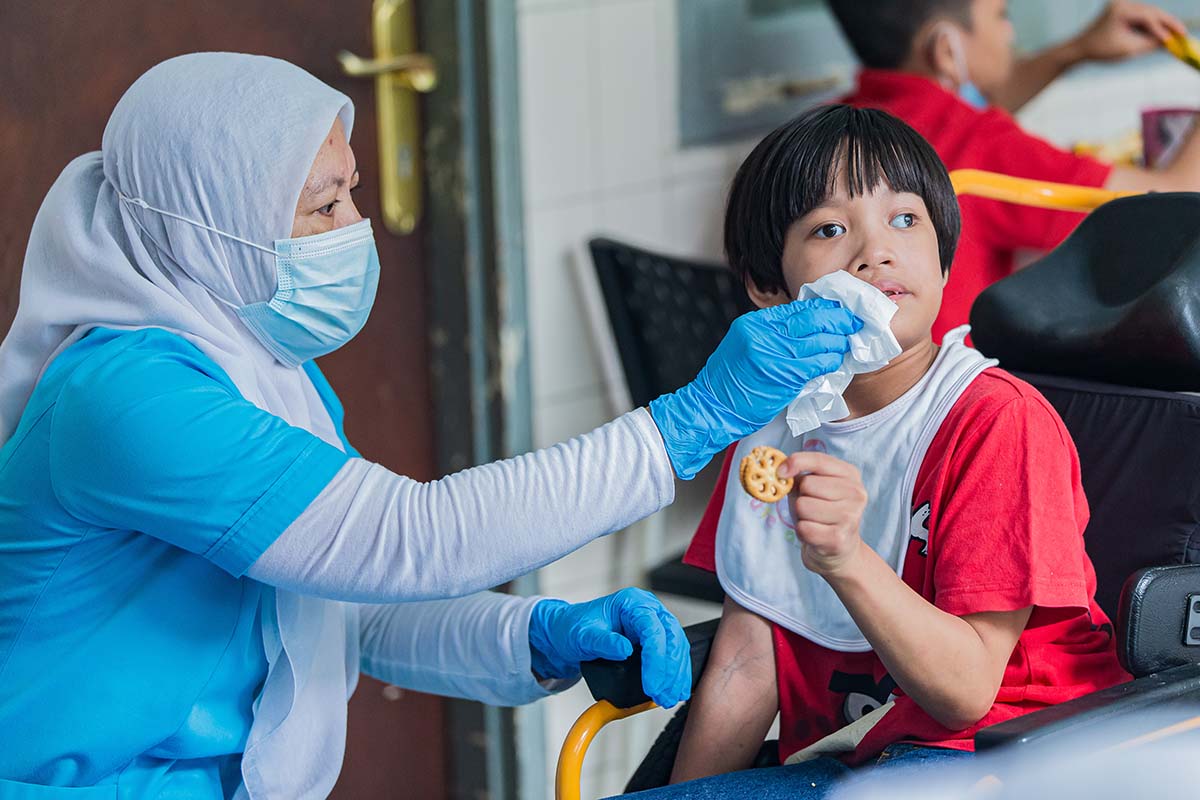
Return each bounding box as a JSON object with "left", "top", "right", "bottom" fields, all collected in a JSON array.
[{"left": 554, "top": 170, "right": 1155, "bottom": 800}]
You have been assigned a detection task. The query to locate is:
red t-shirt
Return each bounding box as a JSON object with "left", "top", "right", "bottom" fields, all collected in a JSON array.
[
  {"left": 684, "top": 369, "right": 1129, "bottom": 765},
  {"left": 840, "top": 70, "right": 1113, "bottom": 343}
]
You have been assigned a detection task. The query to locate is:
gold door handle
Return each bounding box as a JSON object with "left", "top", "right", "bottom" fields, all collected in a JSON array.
[
  {"left": 337, "top": 51, "right": 437, "bottom": 92},
  {"left": 339, "top": 0, "right": 434, "bottom": 235}
]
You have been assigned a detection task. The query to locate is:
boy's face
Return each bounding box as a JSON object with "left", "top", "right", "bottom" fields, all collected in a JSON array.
[
  {"left": 961, "top": 0, "right": 1015, "bottom": 94},
  {"left": 746, "top": 176, "right": 946, "bottom": 353}
]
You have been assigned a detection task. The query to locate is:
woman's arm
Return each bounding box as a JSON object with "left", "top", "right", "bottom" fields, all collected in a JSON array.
[
  {"left": 248, "top": 409, "right": 673, "bottom": 602},
  {"left": 671, "top": 596, "right": 779, "bottom": 783},
  {"left": 356, "top": 592, "right": 558, "bottom": 707}
]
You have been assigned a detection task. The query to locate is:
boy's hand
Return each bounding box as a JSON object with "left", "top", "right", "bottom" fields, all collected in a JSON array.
[
  {"left": 778, "top": 452, "right": 868, "bottom": 578},
  {"left": 1074, "top": 1, "right": 1188, "bottom": 62}
]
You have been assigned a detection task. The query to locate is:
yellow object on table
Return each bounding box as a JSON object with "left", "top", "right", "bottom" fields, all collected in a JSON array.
[{"left": 1166, "top": 33, "right": 1200, "bottom": 71}]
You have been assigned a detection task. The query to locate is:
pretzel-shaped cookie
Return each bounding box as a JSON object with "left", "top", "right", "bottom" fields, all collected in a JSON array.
[{"left": 739, "top": 445, "right": 794, "bottom": 503}]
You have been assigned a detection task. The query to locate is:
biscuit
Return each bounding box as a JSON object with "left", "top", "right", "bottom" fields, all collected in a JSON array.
[{"left": 739, "top": 446, "right": 793, "bottom": 502}]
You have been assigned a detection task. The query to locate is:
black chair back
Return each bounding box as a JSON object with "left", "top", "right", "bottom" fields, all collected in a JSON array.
[{"left": 589, "top": 238, "right": 754, "bottom": 408}]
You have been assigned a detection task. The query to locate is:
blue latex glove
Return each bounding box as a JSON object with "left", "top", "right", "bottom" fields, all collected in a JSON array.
[
  {"left": 648, "top": 298, "right": 861, "bottom": 478},
  {"left": 528, "top": 588, "right": 691, "bottom": 708}
]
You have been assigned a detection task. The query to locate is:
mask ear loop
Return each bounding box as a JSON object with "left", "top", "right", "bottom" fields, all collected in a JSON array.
[
  {"left": 114, "top": 188, "right": 276, "bottom": 311},
  {"left": 932, "top": 22, "right": 972, "bottom": 92}
]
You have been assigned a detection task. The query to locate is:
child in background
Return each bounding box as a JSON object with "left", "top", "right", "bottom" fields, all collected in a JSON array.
[
  {"left": 624, "top": 105, "right": 1128, "bottom": 800},
  {"left": 828, "top": 0, "right": 1199, "bottom": 341}
]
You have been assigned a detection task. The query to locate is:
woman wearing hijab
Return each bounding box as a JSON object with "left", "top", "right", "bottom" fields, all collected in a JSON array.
[{"left": 0, "top": 53, "right": 860, "bottom": 798}]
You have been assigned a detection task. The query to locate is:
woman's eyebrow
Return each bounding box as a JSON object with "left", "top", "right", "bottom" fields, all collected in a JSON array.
[{"left": 303, "top": 166, "right": 359, "bottom": 199}]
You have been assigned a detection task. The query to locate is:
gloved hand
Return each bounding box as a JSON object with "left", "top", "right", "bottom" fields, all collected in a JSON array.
[
  {"left": 648, "top": 298, "right": 861, "bottom": 478},
  {"left": 528, "top": 587, "right": 691, "bottom": 708}
]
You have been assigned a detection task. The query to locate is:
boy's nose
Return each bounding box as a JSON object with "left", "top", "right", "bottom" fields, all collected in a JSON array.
[{"left": 851, "top": 241, "right": 896, "bottom": 274}]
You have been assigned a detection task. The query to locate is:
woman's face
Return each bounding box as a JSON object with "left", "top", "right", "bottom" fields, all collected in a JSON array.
[{"left": 291, "top": 118, "right": 363, "bottom": 237}]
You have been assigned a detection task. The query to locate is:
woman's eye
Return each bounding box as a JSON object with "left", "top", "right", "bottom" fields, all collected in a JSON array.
[
  {"left": 318, "top": 200, "right": 338, "bottom": 216},
  {"left": 890, "top": 213, "right": 916, "bottom": 229},
  {"left": 814, "top": 223, "right": 846, "bottom": 239}
]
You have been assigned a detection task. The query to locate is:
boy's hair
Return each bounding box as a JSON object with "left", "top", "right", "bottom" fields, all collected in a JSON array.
[
  {"left": 827, "top": 0, "right": 973, "bottom": 69},
  {"left": 725, "top": 104, "right": 960, "bottom": 297}
]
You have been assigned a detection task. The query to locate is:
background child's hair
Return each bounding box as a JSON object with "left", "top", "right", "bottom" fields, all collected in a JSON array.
[
  {"left": 724, "top": 104, "right": 961, "bottom": 296},
  {"left": 827, "top": 0, "right": 973, "bottom": 69}
]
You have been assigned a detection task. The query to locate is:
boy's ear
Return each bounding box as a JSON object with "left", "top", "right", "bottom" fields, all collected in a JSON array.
[
  {"left": 914, "top": 21, "right": 959, "bottom": 87},
  {"left": 744, "top": 278, "right": 791, "bottom": 309}
]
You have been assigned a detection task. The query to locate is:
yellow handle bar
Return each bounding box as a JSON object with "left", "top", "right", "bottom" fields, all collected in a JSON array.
[
  {"left": 556, "top": 700, "right": 657, "bottom": 800},
  {"left": 949, "top": 169, "right": 1137, "bottom": 212}
]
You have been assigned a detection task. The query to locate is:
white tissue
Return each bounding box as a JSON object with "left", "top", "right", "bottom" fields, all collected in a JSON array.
[{"left": 785, "top": 270, "right": 902, "bottom": 436}]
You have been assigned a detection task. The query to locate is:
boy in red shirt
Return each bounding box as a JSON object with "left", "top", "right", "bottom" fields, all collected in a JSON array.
[
  {"left": 829, "top": 0, "right": 1200, "bottom": 341},
  {"left": 632, "top": 105, "right": 1128, "bottom": 799}
]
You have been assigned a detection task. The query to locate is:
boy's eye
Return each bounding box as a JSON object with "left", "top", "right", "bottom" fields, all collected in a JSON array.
[
  {"left": 890, "top": 213, "right": 916, "bottom": 229},
  {"left": 814, "top": 223, "right": 846, "bottom": 239}
]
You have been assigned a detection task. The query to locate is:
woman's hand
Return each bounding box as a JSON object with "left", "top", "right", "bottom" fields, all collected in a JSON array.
[
  {"left": 779, "top": 451, "right": 868, "bottom": 578},
  {"left": 1073, "top": 1, "right": 1188, "bottom": 62},
  {"left": 649, "top": 299, "right": 862, "bottom": 479},
  {"left": 527, "top": 587, "right": 691, "bottom": 708}
]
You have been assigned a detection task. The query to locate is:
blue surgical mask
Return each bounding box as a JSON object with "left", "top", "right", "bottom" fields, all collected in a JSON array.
[
  {"left": 115, "top": 190, "right": 380, "bottom": 367},
  {"left": 236, "top": 220, "right": 380, "bottom": 366},
  {"left": 958, "top": 81, "right": 989, "bottom": 111}
]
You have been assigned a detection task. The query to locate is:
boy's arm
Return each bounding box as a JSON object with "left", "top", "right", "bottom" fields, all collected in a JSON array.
[
  {"left": 994, "top": 1, "right": 1186, "bottom": 114},
  {"left": 779, "top": 452, "right": 1031, "bottom": 731},
  {"left": 670, "top": 596, "right": 779, "bottom": 783},
  {"left": 1106, "top": 130, "right": 1200, "bottom": 193}
]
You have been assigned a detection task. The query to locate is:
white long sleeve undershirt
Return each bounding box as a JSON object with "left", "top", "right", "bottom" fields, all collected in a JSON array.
[
  {"left": 243, "top": 409, "right": 673, "bottom": 706},
  {"left": 247, "top": 408, "right": 674, "bottom": 602}
]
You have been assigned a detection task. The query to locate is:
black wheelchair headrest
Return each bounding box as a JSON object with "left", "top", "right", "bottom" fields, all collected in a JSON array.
[{"left": 970, "top": 193, "right": 1200, "bottom": 391}]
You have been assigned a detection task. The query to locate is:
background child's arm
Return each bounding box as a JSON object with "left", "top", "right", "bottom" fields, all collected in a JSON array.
[
  {"left": 670, "top": 595, "right": 779, "bottom": 783},
  {"left": 779, "top": 452, "right": 1031, "bottom": 731}
]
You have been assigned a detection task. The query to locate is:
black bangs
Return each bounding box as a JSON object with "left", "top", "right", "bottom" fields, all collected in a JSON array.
[{"left": 724, "top": 104, "right": 961, "bottom": 295}]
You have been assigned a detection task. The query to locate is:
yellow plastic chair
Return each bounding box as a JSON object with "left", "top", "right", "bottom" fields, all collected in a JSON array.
[{"left": 554, "top": 169, "right": 1143, "bottom": 800}]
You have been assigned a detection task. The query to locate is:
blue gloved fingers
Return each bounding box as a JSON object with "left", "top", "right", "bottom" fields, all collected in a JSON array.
[
  {"left": 575, "top": 623, "right": 635, "bottom": 663},
  {"left": 657, "top": 608, "right": 692, "bottom": 707},
  {"left": 756, "top": 297, "right": 861, "bottom": 334},
  {"left": 776, "top": 306, "right": 863, "bottom": 339},
  {"left": 618, "top": 601, "right": 676, "bottom": 706},
  {"left": 779, "top": 332, "right": 852, "bottom": 360},
  {"left": 620, "top": 597, "right": 695, "bottom": 708},
  {"left": 788, "top": 351, "right": 844, "bottom": 381},
  {"left": 757, "top": 296, "right": 842, "bottom": 320}
]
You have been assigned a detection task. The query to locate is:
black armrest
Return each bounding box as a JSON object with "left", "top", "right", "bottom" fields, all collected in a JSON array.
[
  {"left": 580, "top": 618, "right": 719, "bottom": 709},
  {"left": 975, "top": 662, "right": 1200, "bottom": 750},
  {"left": 647, "top": 552, "right": 725, "bottom": 604},
  {"left": 1118, "top": 564, "right": 1200, "bottom": 676}
]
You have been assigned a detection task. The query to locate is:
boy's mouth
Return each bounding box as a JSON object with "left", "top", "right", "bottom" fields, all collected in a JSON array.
[{"left": 872, "top": 280, "right": 911, "bottom": 302}]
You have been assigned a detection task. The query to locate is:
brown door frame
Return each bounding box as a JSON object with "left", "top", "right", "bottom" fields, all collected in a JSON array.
[{"left": 423, "top": 1, "right": 538, "bottom": 797}]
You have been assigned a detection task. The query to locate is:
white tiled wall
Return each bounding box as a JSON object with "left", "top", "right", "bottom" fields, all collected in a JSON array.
[
  {"left": 514, "top": 1, "right": 1200, "bottom": 796},
  {"left": 517, "top": 1, "right": 743, "bottom": 794}
]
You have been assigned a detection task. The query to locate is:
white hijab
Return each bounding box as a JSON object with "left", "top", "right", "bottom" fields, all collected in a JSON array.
[
  {"left": 2, "top": 53, "right": 367, "bottom": 796},
  {"left": 0, "top": 51, "right": 353, "bottom": 445}
]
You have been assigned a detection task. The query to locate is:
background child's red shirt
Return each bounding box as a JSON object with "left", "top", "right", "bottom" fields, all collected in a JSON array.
[
  {"left": 841, "top": 70, "right": 1113, "bottom": 343},
  {"left": 685, "top": 369, "right": 1129, "bottom": 765}
]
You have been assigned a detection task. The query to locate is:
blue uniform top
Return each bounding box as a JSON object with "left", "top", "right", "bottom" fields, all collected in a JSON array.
[{"left": 0, "top": 327, "right": 352, "bottom": 798}]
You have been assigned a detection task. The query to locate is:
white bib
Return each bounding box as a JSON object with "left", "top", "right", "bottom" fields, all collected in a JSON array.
[{"left": 716, "top": 326, "right": 996, "bottom": 652}]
